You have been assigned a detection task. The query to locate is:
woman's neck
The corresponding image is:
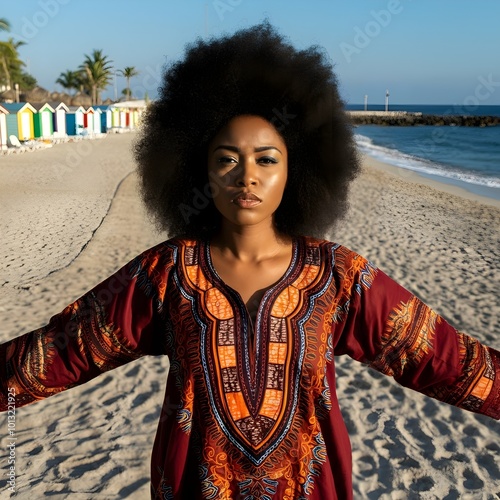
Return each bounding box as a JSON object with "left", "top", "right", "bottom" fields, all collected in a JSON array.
[{"left": 211, "top": 222, "right": 291, "bottom": 263}]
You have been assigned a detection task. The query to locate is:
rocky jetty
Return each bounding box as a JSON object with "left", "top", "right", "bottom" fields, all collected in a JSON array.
[{"left": 347, "top": 110, "right": 500, "bottom": 127}]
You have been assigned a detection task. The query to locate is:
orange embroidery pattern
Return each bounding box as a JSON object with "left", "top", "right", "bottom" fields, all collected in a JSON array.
[{"left": 371, "top": 296, "right": 438, "bottom": 378}]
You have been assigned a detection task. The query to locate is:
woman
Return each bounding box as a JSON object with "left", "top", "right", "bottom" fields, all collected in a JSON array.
[{"left": 1, "top": 23, "right": 499, "bottom": 499}]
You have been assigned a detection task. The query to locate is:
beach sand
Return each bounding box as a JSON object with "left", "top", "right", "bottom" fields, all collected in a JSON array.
[{"left": 0, "top": 133, "right": 499, "bottom": 498}]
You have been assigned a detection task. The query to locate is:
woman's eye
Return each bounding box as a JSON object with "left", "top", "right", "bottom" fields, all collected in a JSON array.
[
  {"left": 218, "top": 156, "right": 237, "bottom": 164},
  {"left": 259, "top": 157, "right": 278, "bottom": 164}
]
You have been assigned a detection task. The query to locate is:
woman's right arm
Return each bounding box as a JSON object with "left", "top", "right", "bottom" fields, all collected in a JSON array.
[{"left": 0, "top": 244, "right": 173, "bottom": 410}]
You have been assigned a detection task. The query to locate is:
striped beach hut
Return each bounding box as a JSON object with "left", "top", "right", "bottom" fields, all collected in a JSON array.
[
  {"left": 94, "top": 105, "right": 112, "bottom": 132},
  {"left": 83, "top": 107, "right": 95, "bottom": 134},
  {"left": 66, "top": 106, "right": 85, "bottom": 135},
  {"left": 48, "top": 102, "right": 69, "bottom": 137},
  {"left": 2, "top": 102, "right": 36, "bottom": 141},
  {"left": 0, "top": 104, "right": 9, "bottom": 150},
  {"left": 33, "top": 103, "right": 55, "bottom": 139},
  {"left": 111, "top": 100, "right": 147, "bottom": 130}
]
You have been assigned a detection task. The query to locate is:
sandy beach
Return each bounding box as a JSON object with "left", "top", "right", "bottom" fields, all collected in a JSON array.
[{"left": 0, "top": 133, "right": 499, "bottom": 498}]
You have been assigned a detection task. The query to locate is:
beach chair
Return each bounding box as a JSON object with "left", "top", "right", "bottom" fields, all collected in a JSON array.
[{"left": 8, "top": 135, "right": 26, "bottom": 154}]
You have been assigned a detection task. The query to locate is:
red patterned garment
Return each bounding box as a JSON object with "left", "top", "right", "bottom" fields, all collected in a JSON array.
[{"left": 1, "top": 237, "right": 499, "bottom": 499}]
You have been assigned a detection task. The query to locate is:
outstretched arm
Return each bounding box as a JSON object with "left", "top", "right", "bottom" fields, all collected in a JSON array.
[
  {"left": 334, "top": 252, "right": 500, "bottom": 420},
  {"left": 0, "top": 248, "right": 171, "bottom": 411}
]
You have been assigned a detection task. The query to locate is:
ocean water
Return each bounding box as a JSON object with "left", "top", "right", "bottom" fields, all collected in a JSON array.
[{"left": 346, "top": 105, "right": 500, "bottom": 200}]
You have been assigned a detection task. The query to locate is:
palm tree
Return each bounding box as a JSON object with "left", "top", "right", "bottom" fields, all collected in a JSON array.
[
  {"left": 0, "top": 38, "right": 25, "bottom": 90},
  {"left": 117, "top": 66, "right": 138, "bottom": 100},
  {"left": 0, "top": 18, "right": 12, "bottom": 88},
  {"left": 0, "top": 21, "right": 35, "bottom": 93},
  {"left": 0, "top": 18, "right": 11, "bottom": 32},
  {"left": 56, "top": 70, "right": 83, "bottom": 95},
  {"left": 79, "top": 49, "right": 113, "bottom": 105}
]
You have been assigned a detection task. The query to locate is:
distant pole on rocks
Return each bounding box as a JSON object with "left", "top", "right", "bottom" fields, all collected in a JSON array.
[
  {"left": 385, "top": 89, "right": 389, "bottom": 112},
  {"left": 114, "top": 72, "right": 118, "bottom": 102},
  {"left": 364, "top": 94, "right": 368, "bottom": 111}
]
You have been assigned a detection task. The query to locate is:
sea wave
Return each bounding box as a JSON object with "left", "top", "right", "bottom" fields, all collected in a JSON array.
[{"left": 355, "top": 134, "right": 500, "bottom": 189}]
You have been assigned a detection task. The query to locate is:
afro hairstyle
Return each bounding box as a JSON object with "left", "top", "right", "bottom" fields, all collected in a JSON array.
[{"left": 134, "top": 21, "right": 360, "bottom": 239}]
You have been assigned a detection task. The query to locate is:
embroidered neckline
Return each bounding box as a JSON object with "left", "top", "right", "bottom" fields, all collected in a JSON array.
[{"left": 203, "top": 238, "right": 300, "bottom": 389}]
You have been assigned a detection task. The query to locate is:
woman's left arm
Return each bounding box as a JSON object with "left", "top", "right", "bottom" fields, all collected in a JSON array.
[{"left": 334, "top": 254, "right": 500, "bottom": 420}]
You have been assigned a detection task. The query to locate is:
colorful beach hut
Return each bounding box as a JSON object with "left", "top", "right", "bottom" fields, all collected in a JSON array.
[
  {"left": 130, "top": 108, "right": 139, "bottom": 128},
  {"left": 83, "top": 107, "right": 96, "bottom": 134},
  {"left": 48, "top": 102, "right": 69, "bottom": 137},
  {"left": 0, "top": 104, "right": 9, "bottom": 150},
  {"left": 33, "top": 103, "right": 55, "bottom": 139},
  {"left": 92, "top": 108, "right": 102, "bottom": 134},
  {"left": 111, "top": 106, "right": 121, "bottom": 129},
  {"left": 94, "top": 105, "right": 112, "bottom": 132},
  {"left": 2, "top": 102, "right": 36, "bottom": 141},
  {"left": 111, "top": 100, "right": 147, "bottom": 130},
  {"left": 66, "top": 106, "right": 85, "bottom": 136}
]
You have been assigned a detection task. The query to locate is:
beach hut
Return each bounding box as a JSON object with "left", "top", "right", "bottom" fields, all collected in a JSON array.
[
  {"left": 119, "top": 108, "right": 127, "bottom": 129},
  {"left": 111, "top": 106, "right": 121, "bottom": 129},
  {"left": 0, "top": 104, "right": 9, "bottom": 150},
  {"left": 66, "top": 106, "right": 85, "bottom": 135},
  {"left": 130, "top": 108, "right": 140, "bottom": 128},
  {"left": 2, "top": 102, "right": 36, "bottom": 141},
  {"left": 48, "top": 102, "right": 69, "bottom": 137},
  {"left": 92, "top": 108, "right": 102, "bottom": 134},
  {"left": 83, "top": 107, "right": 96, "bottom": 134},
  {"left": 33, "top": 103, "right": 55, "bottom": 139},
  {"left": 94, "top": 105, "right": 112, "bottom": 132},
  {"left": 111, "top": 100, "right": 147, "bottom": 130}
]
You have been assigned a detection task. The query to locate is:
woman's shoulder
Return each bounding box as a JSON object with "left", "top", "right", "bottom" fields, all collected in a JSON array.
[
  {"left": 301, "top": 235, "right": 356, "bottom": 256},
  {"left": 131, "top": 236, "right": 206, "bottom": 269},
  {"left": 136, "top": 236, "right": 198, "bottom": 256},
  {"left": 301, "top": 235, "right": 376, "bottom": 274}
]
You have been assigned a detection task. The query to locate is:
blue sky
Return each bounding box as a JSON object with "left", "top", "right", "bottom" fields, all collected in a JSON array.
[{"left": 4, "top": 0, "right": 500, "bottom": 105}]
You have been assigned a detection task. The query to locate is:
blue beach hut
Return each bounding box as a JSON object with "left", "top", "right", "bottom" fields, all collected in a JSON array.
[
  {"left": 66, "top": 106, "right": 85, "bottom": 135},
  {"left": 94, "top": 105, "right": 112, "bottom": 132}
]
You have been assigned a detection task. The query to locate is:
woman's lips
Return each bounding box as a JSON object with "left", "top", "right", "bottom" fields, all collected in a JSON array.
[{"left": 231, "top": 192, "right": 262, "bottom": 208}]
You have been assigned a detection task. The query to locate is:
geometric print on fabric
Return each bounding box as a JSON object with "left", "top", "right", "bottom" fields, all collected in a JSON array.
[
  {"left": 180, "top": 238, "right": 321, "bottom": 469},
  {"left": 269, "top": 316, "right": 287, "bottom": 343},
  {"left": 235, "top": 414, "right": 275, "bottom": 447},
  {"left": 221, "top": 366, "right": 241, "bottom": 392},
  {"left": 370, "top": 296, "right": 438, "bottom": 379},
  {"left": 267, "top": 363, "right": 284, "bottom": 390},
  {"left": 218, "top": 318, "right": 235, "bottom": 345}
]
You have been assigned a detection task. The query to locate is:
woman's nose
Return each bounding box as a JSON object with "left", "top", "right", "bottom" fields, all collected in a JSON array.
[{"left": 235, "top": 158, "right": 258, "bottom": 186}]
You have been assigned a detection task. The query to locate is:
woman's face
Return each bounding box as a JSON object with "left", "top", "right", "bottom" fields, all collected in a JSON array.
[{"left": 207, "top": 115, "right": 288, "bottom": 230}]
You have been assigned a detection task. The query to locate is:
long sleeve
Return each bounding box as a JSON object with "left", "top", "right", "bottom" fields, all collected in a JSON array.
[
  {"left": 0, "top": 245, "right": 172, "bottom": 411},
  {"left": 333, "top": 251, "right": 500, "bottom": 420}
]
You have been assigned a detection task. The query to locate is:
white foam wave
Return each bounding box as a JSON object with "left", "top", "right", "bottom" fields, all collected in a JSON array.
[{"left": 354, "top": 134, "right": 500, "bottom": 189}]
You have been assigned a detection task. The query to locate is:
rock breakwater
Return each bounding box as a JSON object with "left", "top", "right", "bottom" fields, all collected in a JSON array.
[{"left": 347, "top": 110, "right": 500, "bottom": 127}]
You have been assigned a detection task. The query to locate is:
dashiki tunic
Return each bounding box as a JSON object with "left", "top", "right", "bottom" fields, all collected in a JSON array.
[{"left": 1, "top": 236, "right": 499, "bottom": 499}]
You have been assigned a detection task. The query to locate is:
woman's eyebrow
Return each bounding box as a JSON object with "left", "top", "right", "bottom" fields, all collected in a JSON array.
[{"left": 212, "top": 145, "right": 283, "bottom": 154}]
